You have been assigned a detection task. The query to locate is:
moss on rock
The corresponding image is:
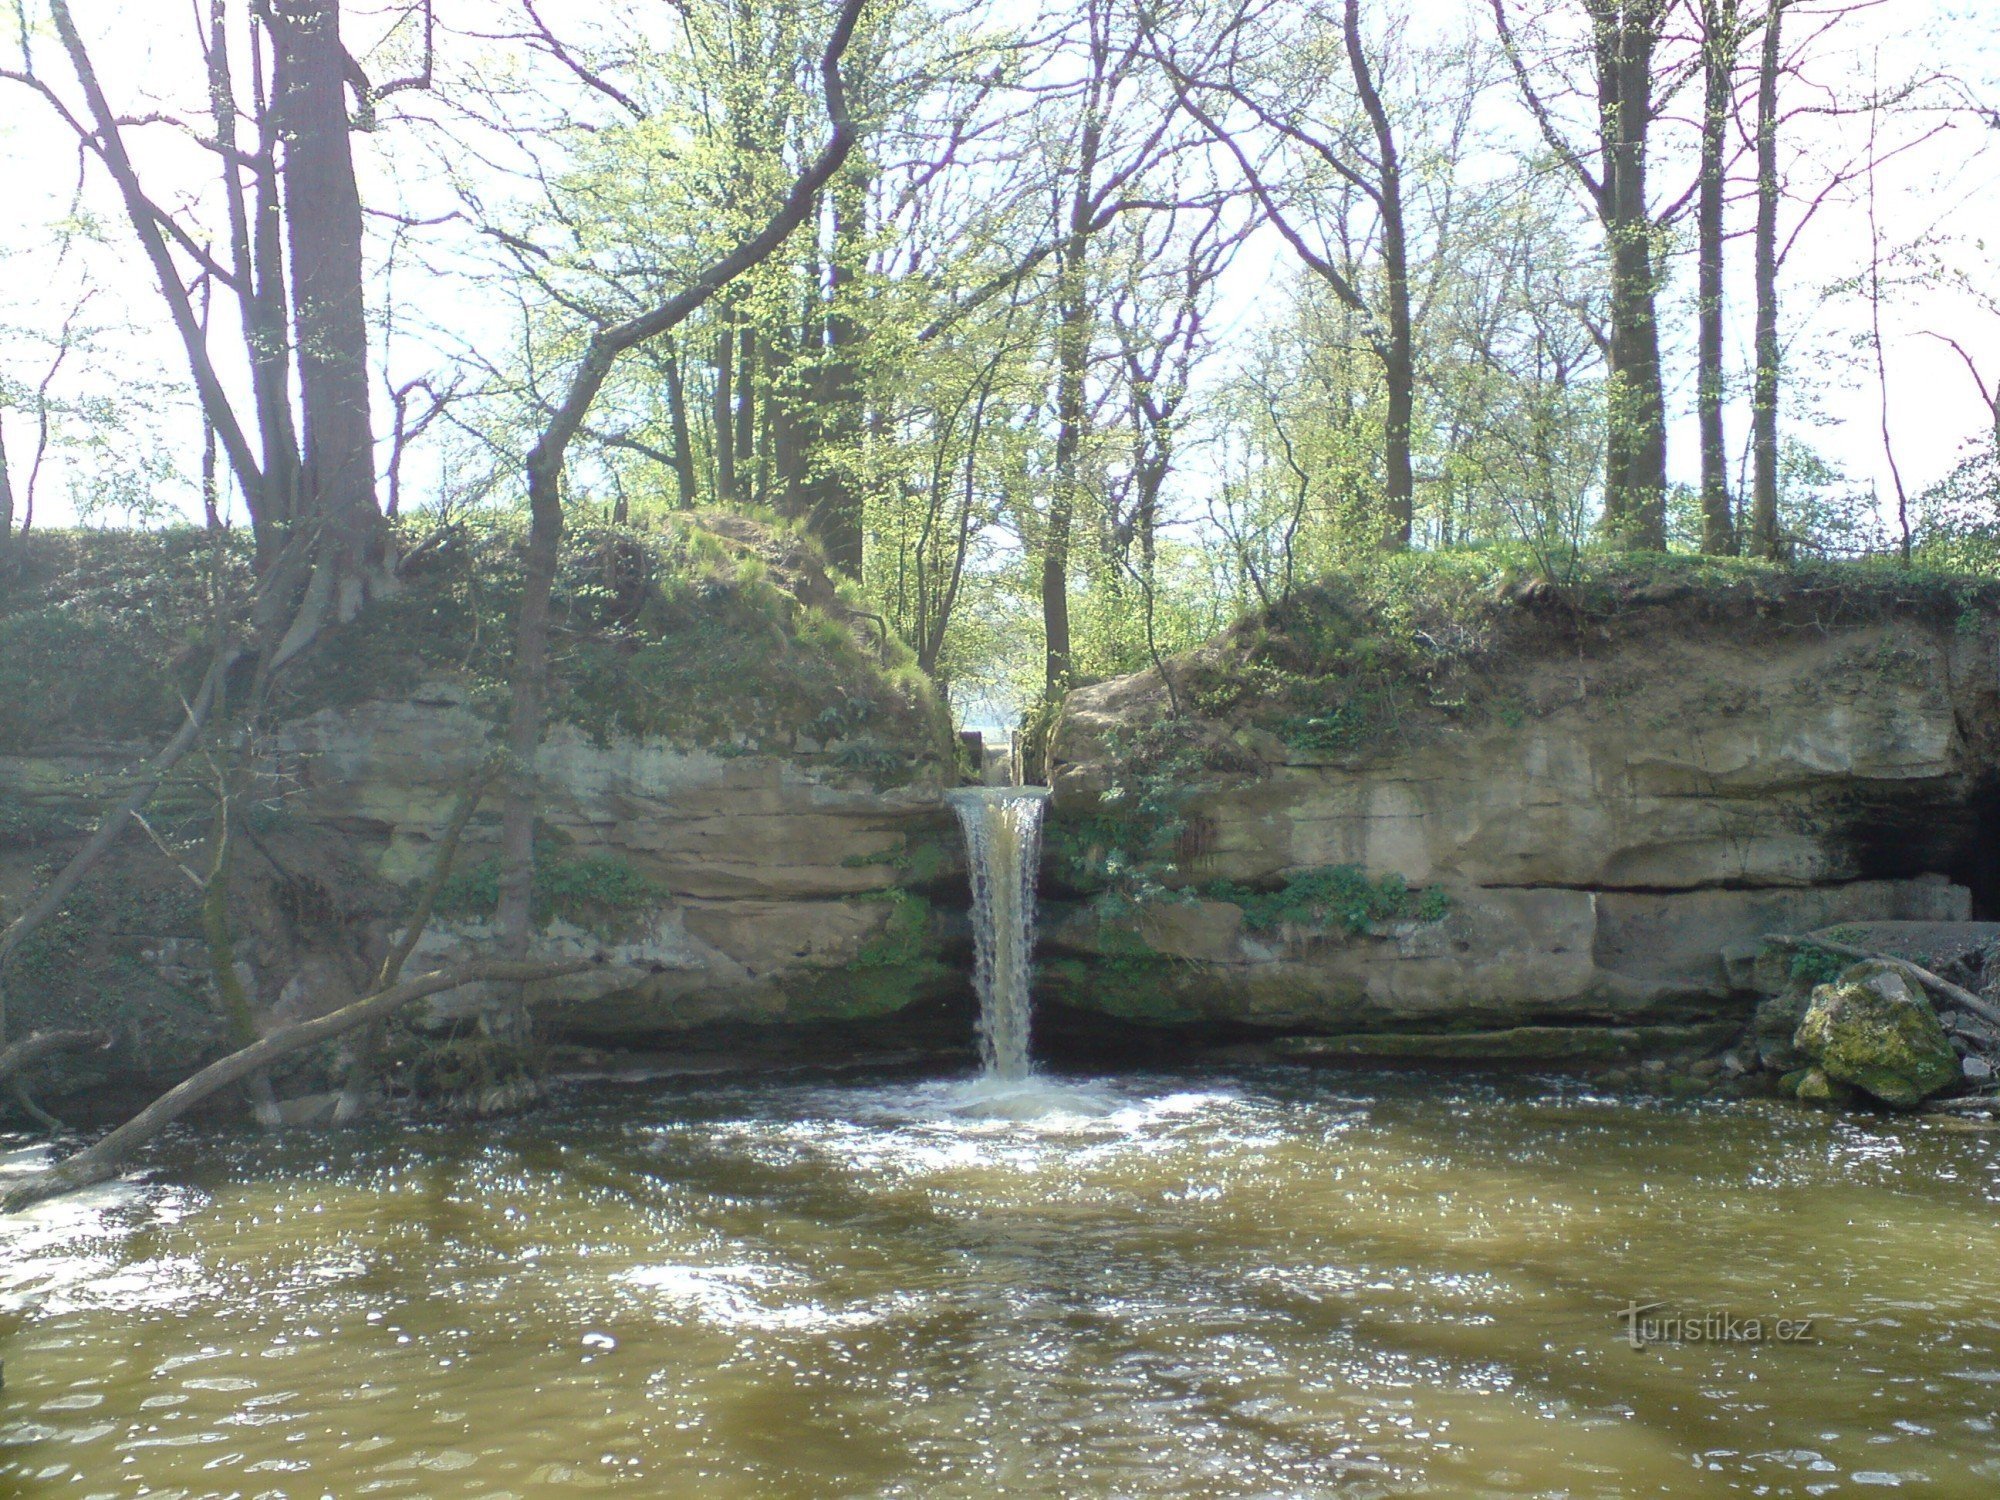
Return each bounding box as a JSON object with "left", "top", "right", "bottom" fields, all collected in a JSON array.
[{"left": 1794, "top": 961, "right": 1960, "bottom": 1109}]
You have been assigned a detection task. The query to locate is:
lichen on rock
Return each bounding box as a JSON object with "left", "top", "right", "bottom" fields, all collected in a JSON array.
[{"left": 1793, "top": 961, "right": 1961, "bottom": 1109}]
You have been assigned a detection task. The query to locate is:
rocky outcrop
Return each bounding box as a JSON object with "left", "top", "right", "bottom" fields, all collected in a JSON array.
[
  {"left": 279, "top": 687, "right": 962, "bottom": 1037},
  {"left": 1792, "top": 962, "right": 1960, "bottom": 1108},
  {"left": 0, "top": 518, "right": 968, "bottom": 1107},
  {"left": 1045, "top": 569, "right": 2000, "bottom": 1052}
]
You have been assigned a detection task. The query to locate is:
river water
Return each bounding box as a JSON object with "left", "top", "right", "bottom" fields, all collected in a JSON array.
[{"left": 3, "top": 1067, "right": 2000, "bottom": 1497}]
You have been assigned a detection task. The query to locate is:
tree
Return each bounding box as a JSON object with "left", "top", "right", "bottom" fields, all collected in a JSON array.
[
  {"left": 1746, "top": 0, "right": 1788, "bottom": 557},
  {"left": 1493, "top": 0, "right": 1678, "bottom": 550},
  {"left": 5, "top": 0, "right": 407, "bottom": 646},
  {"left": 491, "top": 0, "right": 870, "bottom": 1026},
  {"left": 1156, "top": 0, "right": 1422, "bottom": 551},
  {"left": 1693, "top": 0, "right": 1743, "bottom": 554}
]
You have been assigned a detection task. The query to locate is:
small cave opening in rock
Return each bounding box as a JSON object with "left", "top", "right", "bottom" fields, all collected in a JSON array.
[
  {"left": 1948, "top": 776, "right": 2000, "bottom": 920},
  {"left": 1846, "top": 777, "right": 2000, "bottom": 920}
]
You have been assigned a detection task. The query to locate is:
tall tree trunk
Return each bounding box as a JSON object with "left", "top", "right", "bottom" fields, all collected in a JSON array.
[
  {"left": 1748, "top": 0, "right": 1787, "bottom": 558},
  {"left": 663, "top": 334, "right": 697, "bottom": 507},
  {"left": 713, "top": 315, "right": 737, "bottom": 501},
  {"left": 1045, "top": 245, "right": 1090, "bottom": 697},
  {"left": 210, "top": 0, "right": 301, "bottom": 557},
  {"left": 1044, "top": 87, "right": 1104, "bottom": 698},
  {"left": 809, "top": 162, "right": 870, "bottom": 576},
  {"left": 493, "top": 452, "right": 563, "bottom": 1046},
  {"left": 1344, "top": 0, "right": 1413, "bottom": 550},
  {"left": 269, "top": 0, "right": 381, "bottom": 608},
  {"left": 1697, "top": 0, "right": 1740, "bottom": 554},
  {"left": 1594, "top": 0, "right": 1668, "bottom": 550},
  {"left": 0, "top": 422, "right": 13, "bottom": 574},
  {"left": 734, "top": 323, "right": 756, "bottom": 491}
]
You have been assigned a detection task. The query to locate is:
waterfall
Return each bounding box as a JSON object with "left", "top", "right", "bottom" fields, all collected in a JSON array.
[{"left": 946, "top": 786, "right": 1051, "bottom": 1080}]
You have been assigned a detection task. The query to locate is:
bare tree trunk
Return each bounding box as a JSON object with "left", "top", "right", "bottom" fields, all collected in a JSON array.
[
  {"left": 663, "top": 334, "right": 698, "bottom": 507},
  {"left": 1697, "top": 0, "right": 1740, "bottom": 554},
  {"left": 809, "top": 160, "right": 871, "bottom": 575},
  {"left": 493, "top": 456, "right": 563, "bottom": 1047},
  {"left": 713, "top": 315, "right": 737, "bottom": 501},
  {"left": 0, "top": 419, "right": 14, "bottom": 575},
  {"left": 1595, "top": 0, "right": 1668, "bottom": 550},
  {"left": 198, "top": 766, "right": 283, "bottom": 1127},
  {"left": 1044, "top": 94, "right": 1102, "bottom": 699},
  {"left": 1044, "top": 263, "right": 1087, "bottom": 698},
  {"left": 269, "top": 0, "right": 382, "bottom": 606},
  {"left": 1344, "top": 0, "right": 1413, "bottom": 551},
  {"left": 1747, "top": 0, "right": 1787, "bottom": 558}
]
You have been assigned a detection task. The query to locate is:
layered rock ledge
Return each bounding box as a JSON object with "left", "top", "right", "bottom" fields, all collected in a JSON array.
[{"left": 1043, "top": 564, "right": 2000, "bottom": 1052}]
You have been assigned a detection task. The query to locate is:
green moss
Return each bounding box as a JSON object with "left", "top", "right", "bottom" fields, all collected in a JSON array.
[
  {"left": 1038, "top": 954, "right": 1201, "bottom": 1025},
  {"left": 839, "top": 833, "right": 952, "bottom": 885},
  {"left": 434, "top": 851, "right": 667, "bottom": 941},
  {"left": 1794, "top": 964, "right": 1959, "bottom": 1109},
  {"left": 853, "top": 891, "right": 934, "bottom": 969},
  {"left": 771, "top": 892, "right": 948, "bottom": 1021},
  {"left": 1203, "top": 865, "right": 1448, "bottom": 937}
]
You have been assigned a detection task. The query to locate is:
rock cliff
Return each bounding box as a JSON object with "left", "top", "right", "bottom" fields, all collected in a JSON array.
[
  {"left": 0, "top": 518, "right": 967, "bottom": 1106},
  {"left": 1043, "top": 563, "right": 2000, "bottom": 1052}
]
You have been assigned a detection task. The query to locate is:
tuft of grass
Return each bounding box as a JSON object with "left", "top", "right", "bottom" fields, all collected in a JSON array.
[{"left": 1204, "top": 864, "right": 1449, "bottom": 937}]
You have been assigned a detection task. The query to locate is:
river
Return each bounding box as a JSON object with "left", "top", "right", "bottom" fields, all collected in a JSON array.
[{"left": 4, "top": 1067, "right": 1999, "bottom": 1496}]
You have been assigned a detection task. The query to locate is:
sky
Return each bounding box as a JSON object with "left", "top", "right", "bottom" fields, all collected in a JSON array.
[{"left": 0, "top": 0, "right": 1996, "bottom": 541}]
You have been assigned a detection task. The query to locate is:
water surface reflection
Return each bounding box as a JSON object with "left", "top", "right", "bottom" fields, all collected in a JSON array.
[{"left": 3, "top": 1067, "right": 1999, "bottom": 1496}]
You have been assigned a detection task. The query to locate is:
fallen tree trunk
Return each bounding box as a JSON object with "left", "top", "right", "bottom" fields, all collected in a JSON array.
[
  {"left": 1763, "top": 934, "right": 2000, "bottom": 1028},
  {"left": 1, "top": 958, "right": 592, "bottom": 1212},
  {"left": 0, "top": 1028, "right": 110, "bottom": 1087}
]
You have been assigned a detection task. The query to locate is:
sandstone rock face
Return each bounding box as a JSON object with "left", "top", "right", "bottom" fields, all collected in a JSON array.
[
  {"left": 1046, "top": 600, "right": 2000, "bottom": 1038},
  {"left": 269, "top": 689, "right": 961, "bottom": 1038},
  {"left": 0, "top": 695, "right": 961, "bottom": 1061}
]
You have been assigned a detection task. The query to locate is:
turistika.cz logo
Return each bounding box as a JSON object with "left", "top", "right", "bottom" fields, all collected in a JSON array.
[{"left": 1616, "top": 1301, "right": 1818, "bottom": 1351}]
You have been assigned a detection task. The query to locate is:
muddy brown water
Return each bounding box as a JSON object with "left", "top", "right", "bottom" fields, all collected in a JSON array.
[{"left": 3, "top": 1067, "right": 1999, "bottom": 1497}]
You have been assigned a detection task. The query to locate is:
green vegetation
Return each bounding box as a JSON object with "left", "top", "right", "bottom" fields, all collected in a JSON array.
[
  {"left": 1138, "top": 548, "right": 2000, "bottom": 755},
  {"left": 1204, "top": 866, "right": 1449, "bottom": 937},
  {"left": 775, "top": 892, "right": 952, "bottom": 1022},
  {"left": 435, "top": 850, "right": 668, "bottom": 941},
  {"left": 0, "top": 517, "right": 947, "bottom": 779},
  {"left": 1787, "top": 944, "right": 1850, "bottom": 988}
]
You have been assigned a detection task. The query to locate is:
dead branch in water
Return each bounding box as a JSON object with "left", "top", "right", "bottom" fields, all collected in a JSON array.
[
  {"left": 1762, "top": 934, "right": 2000, "bottom": 1027},
  {"left": 0, "top": 1028, "right": 110, "bottom": 1087},
  {"left": 1, "top": 958, "right": 593, "bottom": 1213}
]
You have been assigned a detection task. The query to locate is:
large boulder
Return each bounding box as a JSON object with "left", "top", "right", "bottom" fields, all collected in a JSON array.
[{"left": 1793, "top": 961, "right": 1960, "bottom": 1108}]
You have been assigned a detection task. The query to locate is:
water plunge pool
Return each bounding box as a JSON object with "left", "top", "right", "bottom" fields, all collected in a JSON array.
[{"left": 4, "top": 1068, "right": 2000, "bottom": 1496}]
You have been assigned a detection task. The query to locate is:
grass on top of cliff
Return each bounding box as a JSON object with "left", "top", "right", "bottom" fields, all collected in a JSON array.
[
  {"left": 1153, "top": 548, "right": 2000, "bottom": 754},
  {"left": 0, "top": 514, "right": 948, "bottom": 774}
]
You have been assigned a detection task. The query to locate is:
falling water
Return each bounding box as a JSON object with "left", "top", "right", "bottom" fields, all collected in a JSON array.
[{"left": 946, "top": 786, "right": 1051, "bottom": 1079}]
